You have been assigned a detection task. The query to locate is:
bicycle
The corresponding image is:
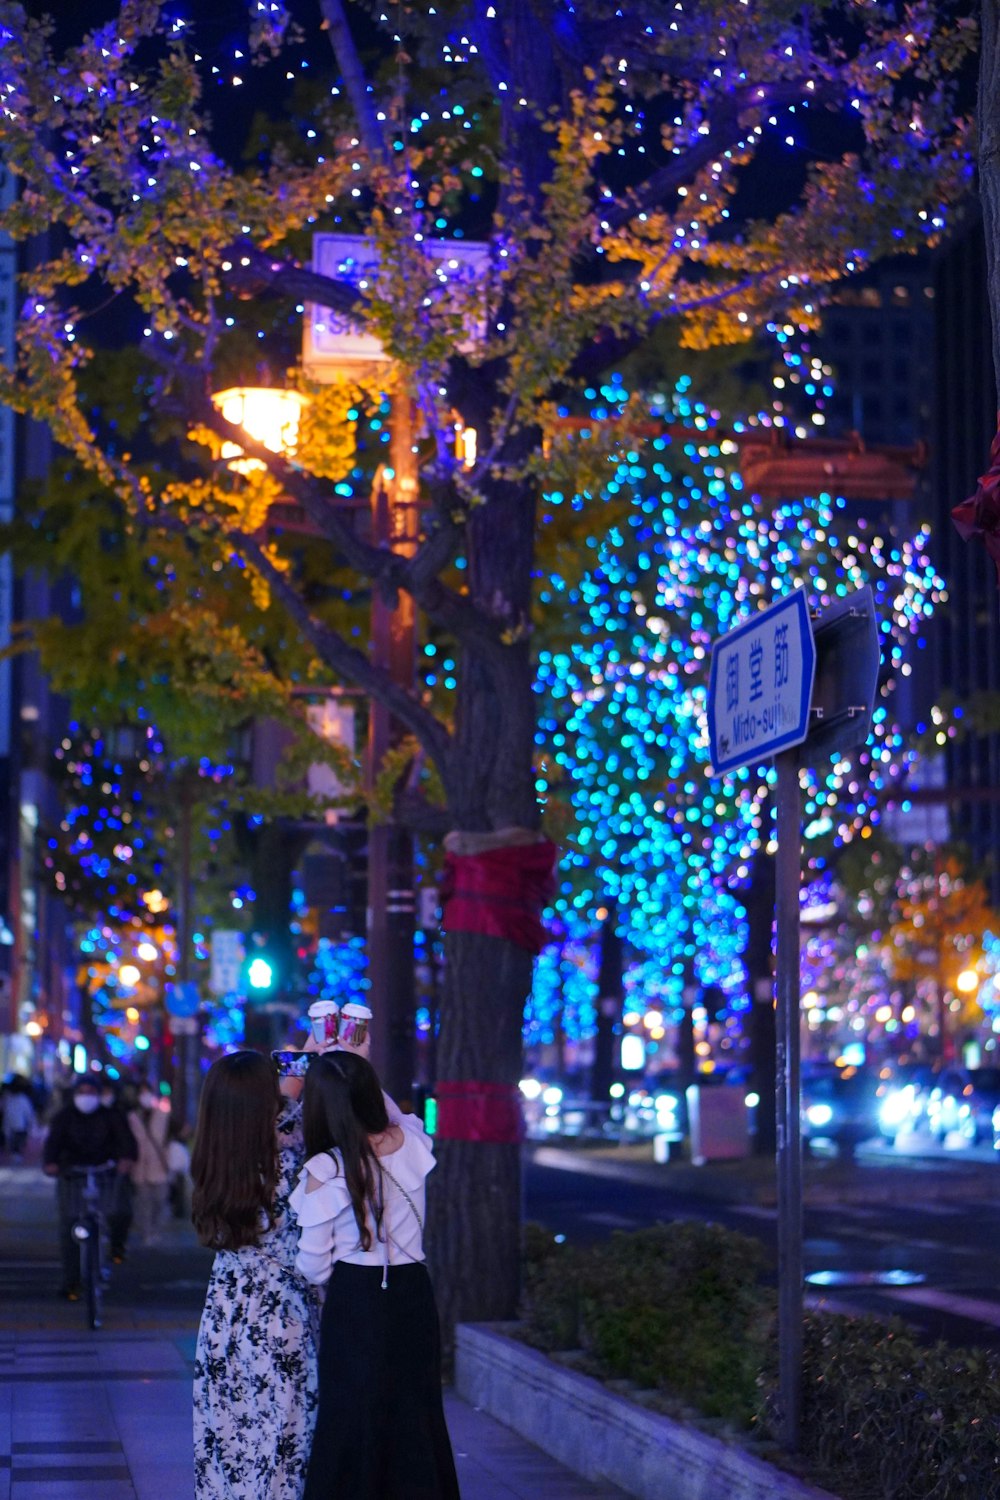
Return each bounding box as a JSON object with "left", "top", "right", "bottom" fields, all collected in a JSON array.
[{"left": 63, "top": 1163, "right": 117, "bottom": 1330}]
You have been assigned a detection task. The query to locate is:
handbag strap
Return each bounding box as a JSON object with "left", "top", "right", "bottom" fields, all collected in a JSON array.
[
  {"left": 374, "top": 1163, "right": 424, "bottom": 1287},
  {"left": 380, "top": 1164, "right": 424, "bottom": 1234}
]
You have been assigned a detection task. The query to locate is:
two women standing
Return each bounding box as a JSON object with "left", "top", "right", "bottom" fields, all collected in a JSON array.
[{"left": 191, "top": 1046, "right": 459, "bottom": 1500}]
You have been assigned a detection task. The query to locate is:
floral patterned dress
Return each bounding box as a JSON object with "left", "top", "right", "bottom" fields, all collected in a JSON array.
[{"left": 194, "top": 1098, "right": 320, "bottom": 1500}]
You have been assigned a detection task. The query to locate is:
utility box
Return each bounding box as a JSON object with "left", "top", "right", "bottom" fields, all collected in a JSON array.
[
  {"left": 653, "top": 1132, "right": 680, "bottom": 1164},
  {"left": 686, "top": 1085, "right": 751, "bottom": 1165}
]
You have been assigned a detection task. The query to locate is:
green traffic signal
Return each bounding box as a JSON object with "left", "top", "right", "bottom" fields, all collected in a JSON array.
[{"left": 246, "top": 955, "right": 275, "bottom": 992}]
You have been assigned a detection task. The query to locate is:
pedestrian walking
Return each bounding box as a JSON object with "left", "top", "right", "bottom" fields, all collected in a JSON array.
[
  {"left": 167, "top": 1123, "right": 192, "bottom": 1219},
  {"left": 127, "top": 1085, "right": 170, "bottom": 1246},
  {"left": 2, "top": 1076, "right": 35, "bottom": 1159},
  {"left": 42, "top": 1076, "right": 137, "bottom": 1300},
  {"left": 292, "top": 1051, "right": 461, "bottom": 1500},
  {"left": 191, "top": 1050, "right": 320, "bottom": 1500}
]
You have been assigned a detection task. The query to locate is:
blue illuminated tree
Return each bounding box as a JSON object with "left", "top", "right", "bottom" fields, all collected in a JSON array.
[{"left": 532, "top": 375, "right": 944, "bottom": 1078}]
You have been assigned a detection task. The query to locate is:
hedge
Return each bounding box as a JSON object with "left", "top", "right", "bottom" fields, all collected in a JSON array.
[{"left": 521, "top": 1222, "right": 1000, "bottom": 1500}]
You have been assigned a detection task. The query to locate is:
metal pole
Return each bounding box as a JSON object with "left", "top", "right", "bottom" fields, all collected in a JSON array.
[
  {"left": 774, "top": 748, "right": 803, "bottom": 1451},
  {"left": 366, "top": 387, "right": 418, "bottom": 1100},
  {"left": 176, "top": 773, "right": 200, "bottom": 1128}
]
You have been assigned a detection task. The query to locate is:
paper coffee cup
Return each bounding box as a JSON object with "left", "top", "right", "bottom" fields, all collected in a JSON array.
[
  {"left": 308, "top": 1000, "right": 339, "bottom": 1046},
  {"left": 338, "top": 1003, "right": 372, "bottom": 1047}
]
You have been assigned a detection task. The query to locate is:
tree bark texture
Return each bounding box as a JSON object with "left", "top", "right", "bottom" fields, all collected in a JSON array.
[
  {"left": 745, "top": 853, "right": 778, "bottom": 1155},
  {"left": 427, "top": 928, "right": 533, "bottom": 1346},
  {"left": 981, "top": 1, "right": 1000, "bottom": 389},
  {"left": 591, "top": 906, "right": 622, "bottom": 1103},
  {"left": 424, "top": 443, "right": 543, "bottom": 1340}
]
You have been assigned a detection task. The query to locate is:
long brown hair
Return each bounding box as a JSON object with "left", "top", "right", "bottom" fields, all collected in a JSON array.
[
  {"left": 191, "top": 1051, "right": 281, "bottom": 1250},
  {"left": 302, "top": 1052, "right": 390, "bottom": 1252}
]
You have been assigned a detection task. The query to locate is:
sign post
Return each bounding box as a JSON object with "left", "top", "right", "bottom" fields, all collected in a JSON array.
[
  {"left": 707, "top": 579, "right": 881, "bottom": 1446},
  {"left": 708, "top": 585, "right": 880, "bottom": 1450},
  {"left": 709, "top": 588, "right": 816, "bottom": 1451},
  {"left": 773, "top": 747, "right": 804, "bottom": 1450}
]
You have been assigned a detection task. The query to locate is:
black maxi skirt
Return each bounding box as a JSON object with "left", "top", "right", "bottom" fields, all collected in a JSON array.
[{"left": 304, "top": 1261, "right": 461, "bottom": 1500}]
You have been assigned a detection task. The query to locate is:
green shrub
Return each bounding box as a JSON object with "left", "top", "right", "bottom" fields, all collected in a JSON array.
[
  {"left": 784, "top": 1312, "right": 1000, "bottom": 1500},
  {"left": 522, "top": 1225, "right": 1000, "bottom": 1499},
  {"left": 522, "top": 1221, "right": 768, "bottom": 1424}
]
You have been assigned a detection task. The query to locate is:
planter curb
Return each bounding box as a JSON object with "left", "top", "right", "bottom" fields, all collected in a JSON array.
[{"left": 455, "top": 1323, "right": 838, "bottom": 1500}]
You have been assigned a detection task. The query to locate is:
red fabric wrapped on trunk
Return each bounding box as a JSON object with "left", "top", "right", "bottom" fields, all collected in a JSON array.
[
  {"left": 435, "top": 1080, "right": 524, "bottom": 1144},
  {"left": 952, "top": 417, "right": 1000, "bottom": 588},
  {"left": 439, "top": 837, "right": 557, "bottom": 956}
]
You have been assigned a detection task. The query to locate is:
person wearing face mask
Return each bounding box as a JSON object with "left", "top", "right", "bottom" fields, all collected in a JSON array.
[
  {"left": 127, "top": 1084, "right": 171, "bottom": 1247},
  {"left": 43, "top": 1076, "right": 138, "bottom": 1300}
]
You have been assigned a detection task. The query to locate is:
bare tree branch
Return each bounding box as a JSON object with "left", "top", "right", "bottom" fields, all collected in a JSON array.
[
  {"left": 603, "top": 78, "right": 843, "bottom": 230},
  {"left": 223, "top": 240, "right": 363, "bottom": 319},
  {"left": 192, "top": 395, "right": 391, "bottom": 578},
  {"left": 176, "top": 394, "right": 509, "bottom": 663},
  {"left": 318, "top": 0, "right": 392, "bottom": 170},
  {"left": 236, "top": 528, "right": 454, "bottom": 771}
]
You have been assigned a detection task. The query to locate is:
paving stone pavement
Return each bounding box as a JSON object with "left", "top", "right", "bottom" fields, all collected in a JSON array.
[{"left": 0, "top": 1163, "right": 625, "bottom": 1498}]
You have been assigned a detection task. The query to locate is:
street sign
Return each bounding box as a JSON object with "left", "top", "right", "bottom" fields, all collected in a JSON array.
[
  {"left": 165, "top": 981, "right": 200, "bottom": 1018},
  {"left": 805, "top": 583, "right": 880, "bottom": 759},
  {"left": 707, "top": 589, "right": 816, "bottom": 775},
  {"left": 210, "top": 929, "right": 246, "bottom": 997}
]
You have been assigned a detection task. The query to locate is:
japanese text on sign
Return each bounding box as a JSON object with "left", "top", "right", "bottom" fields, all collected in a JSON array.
[{"left": 707, "top": 590, "right": 816, "bottom": 775}]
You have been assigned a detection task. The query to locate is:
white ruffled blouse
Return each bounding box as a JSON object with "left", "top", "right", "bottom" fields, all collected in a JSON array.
[{"left": 290, "top": 1114, "right": 435, "bottom": 1286}]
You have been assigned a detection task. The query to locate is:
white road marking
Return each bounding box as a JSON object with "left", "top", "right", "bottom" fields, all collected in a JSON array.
[{"left": 887, "top": 1286, "right": 1000, "bottom": 1329}]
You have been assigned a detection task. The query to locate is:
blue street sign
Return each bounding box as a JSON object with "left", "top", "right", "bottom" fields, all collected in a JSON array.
[
  {"left": 707, "top": 589, "right": 816, "bottom": 775},
  {"left": 165, "top": 981, "right": 200, "bottom": 1018}
]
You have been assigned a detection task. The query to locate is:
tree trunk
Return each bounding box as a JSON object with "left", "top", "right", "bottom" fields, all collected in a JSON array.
[
  {"left": 980, "top": 1, "right": 1000, "bottom": 388},
  {"left": 591, "top": 905, "right": 622, "bottom": 1102},
  {"left": 744, "top": 851, "right": 777, "bottom": 1155},
  {"left": 426, "top": 452, "right": 541, "bottom": 1346},
  {"left": 427, "top": 929, "right": 532, "bottom": 1346}
]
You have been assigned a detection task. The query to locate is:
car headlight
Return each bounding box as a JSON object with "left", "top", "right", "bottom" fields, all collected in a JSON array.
[
  {"left": 806, "top": 1103, "right": 834, "bottom": 1128},
  {"left": 879, "top": 1091, "right": 911, "bottom": 1127}
]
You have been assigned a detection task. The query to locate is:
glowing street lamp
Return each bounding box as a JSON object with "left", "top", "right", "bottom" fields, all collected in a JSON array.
[{"left": 212, "top": 386, "right": 308, "bottom": 473}]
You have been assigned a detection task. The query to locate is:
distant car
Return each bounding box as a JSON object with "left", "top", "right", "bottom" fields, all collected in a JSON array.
[
  {"left": 875, "top": 1064, "right": 934, "bottom": 1145},
  {"left": 925, "top": 1068, "right": 976, "bottom": 1144},
  {"left": 801, "top": 1067, "right": 881, "bottom": 1157},
  {"left": 967, "top": 1069, "right": 1000, "bottom": 1145}
]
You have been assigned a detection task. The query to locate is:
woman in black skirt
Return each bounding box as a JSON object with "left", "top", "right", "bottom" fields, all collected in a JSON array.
[{"left": 291, "top": 1051, "right": 461, "bottom": 1500}]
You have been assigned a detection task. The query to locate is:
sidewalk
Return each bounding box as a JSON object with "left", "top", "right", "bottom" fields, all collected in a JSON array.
[{"left": 0, "top": 1166, "right": 624, "bottom": 1499}]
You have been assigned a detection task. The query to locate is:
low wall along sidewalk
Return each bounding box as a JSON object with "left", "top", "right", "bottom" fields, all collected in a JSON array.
[{"left": 455, "top": 1323, "right": 838, "bottom": 1500}]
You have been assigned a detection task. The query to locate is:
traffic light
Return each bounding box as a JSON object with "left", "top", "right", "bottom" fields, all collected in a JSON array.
[
  {"left": 241, "top": 936, "right": 278, "bottom": 999},
  {"left": 246, "top": 955, "right": 275, "bottom": 992}
]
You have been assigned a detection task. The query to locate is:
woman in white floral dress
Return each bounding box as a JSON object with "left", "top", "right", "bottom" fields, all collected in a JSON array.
[{"left": 192, "top": 1050, "right": 320, "bottom": 1500}]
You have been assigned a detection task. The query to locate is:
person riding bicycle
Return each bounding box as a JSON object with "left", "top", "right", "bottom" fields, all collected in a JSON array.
[{"left": 42, "top": 1076, "right": 138, "bottom": 1300}]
